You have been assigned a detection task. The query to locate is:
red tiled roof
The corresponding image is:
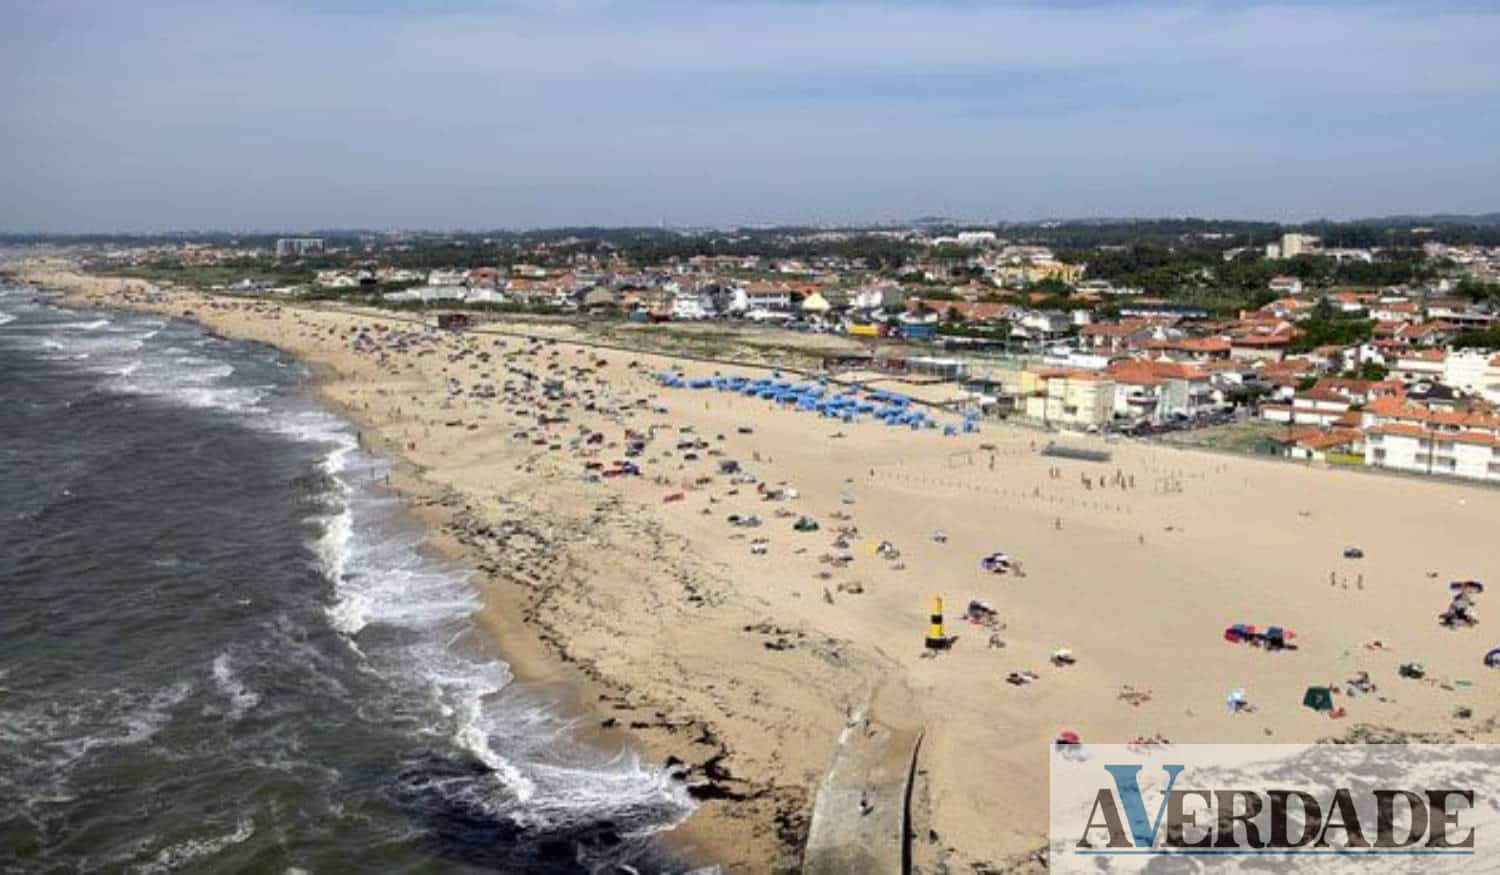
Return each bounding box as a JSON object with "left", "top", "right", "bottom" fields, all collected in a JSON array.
[
  {"left": 1233, "top": 334, "right": 1294, "bottom": 347},
  {"left": 1365, "top": 397, "right": 1500, "bottom": 431},
  {"left": 1367, "top": 423, "right": 1500, "bottom": 448},
  {"left": 1106, "top": 359, "right": 1209, "bottom": 386},
  {"left": 1297, "top": 429, "right": 1363, "bottom": 450},
  {"left": 1144, "top": 336, "right": 1231, "bottom": 353},
  {"left": 1295, "top": 388, "right": 1353, "bottom": 404}
]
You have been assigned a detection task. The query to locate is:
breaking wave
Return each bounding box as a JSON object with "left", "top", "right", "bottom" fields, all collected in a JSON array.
[{"left": 0, "top": 285, "right": 698, "bottom": 872}]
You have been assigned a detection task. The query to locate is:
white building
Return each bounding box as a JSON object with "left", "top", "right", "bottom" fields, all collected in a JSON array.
[
  {"left": 1265, "top": 233, "right": 1320, "bottom": 260},
  {"left": 428, "top": 269, "right": 468, "bottom": 286},
  {"left": 851, "top": 283, "right": 904, "bottom": 311},
  {"left": 1427, "top": 300, "right": 1496, "bottom": 330},
  {"left": 1443, "top": 350, "right": 1500, "bottom": 404},
  {"left": 1390, "top": 349, "right": 1446, "bottom": 384},
  {"left": 315, "top": 269, "right": 358, "bottom": 288},
  {"left": 381, "top": 268, "right": 424, "bottom": 284},
  {"left": 1015, "top": 310, "right": 1072, "bottom": 337},
  {"left": 1322, "top": 247, "right": 1375, "bottom": 264},
  {"left": 671, "top": 291, "right": 716, "bottom": 321},
  {"left": 1363, "top": 398, "right": 1500, "bottom": 481},
  {"left": 744, "top": 286, "right": 798, "bottom": 312},
  {"left": 1267, "top": 275, "right": 1304, "bottom": 296},
  {"left": 385, "top": 286, "right": 466, "bottom": 303},
  {"left": 275, "top": 237, "right": 324, "bottom": 259}
]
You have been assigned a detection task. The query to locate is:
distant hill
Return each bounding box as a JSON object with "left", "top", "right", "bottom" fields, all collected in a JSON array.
[{"left": 1352, "top": 212, "right": 1500, "bottom": 227}]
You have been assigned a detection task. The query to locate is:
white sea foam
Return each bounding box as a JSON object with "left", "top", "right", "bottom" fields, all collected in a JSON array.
[
  {"left": 211, "top": 653, "right": 261, "bottom": 721},
  {"left": 318, "top": 505, "right": 359, "bottom": 633},
  {"left": 56, "top": 318, "right": 112, "bottom": 331},
  {"left": 9, "top": 306, "right": 271, "bottom": 417},
  {"left": 297, "top": 411, "right": 697, "bottom": 835},
  {"left": 0, "top": 312, "right": 15, "bottom": 327},
  {"left": 301, "top": 437, "right": 692, "bottom": 825},
  {"left": 5, "top": 293, "right": 699, "bottom": 840},
  {"left": 11, "top": 681, "right": 197, "bottom": 773},
  {"left": 452, "top": 667, "right": 538, "bottom": 804},
  {"left": 131, "top": 816, "right": 255, "bottom": 874}
]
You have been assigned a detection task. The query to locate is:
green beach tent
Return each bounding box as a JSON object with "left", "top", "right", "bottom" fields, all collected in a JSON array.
[{"left": 1302, "top": 686, "right": 1334, "bottom": 712}]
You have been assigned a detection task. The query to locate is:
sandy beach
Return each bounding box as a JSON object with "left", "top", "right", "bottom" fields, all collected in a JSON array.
[{"left": 13, "top": 261, "right": 1500, "bottom": 872}]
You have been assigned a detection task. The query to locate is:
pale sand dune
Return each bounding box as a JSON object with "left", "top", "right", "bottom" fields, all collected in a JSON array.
[{"left": 17, "top": 262, "right": 1499, "bottom": 873}]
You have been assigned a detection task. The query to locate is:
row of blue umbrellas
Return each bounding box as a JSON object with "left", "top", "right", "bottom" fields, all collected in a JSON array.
[{"left": 655, "top": 371, "right": 982, "bottom": 434}]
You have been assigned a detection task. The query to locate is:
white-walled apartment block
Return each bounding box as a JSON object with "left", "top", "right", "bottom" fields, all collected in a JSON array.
[
  {"left": 1363, "top": 398, "right": 1500, "bottom": 482},
  {"left": 1443, "top": 350, "right": 1500, "bottom": 404}
]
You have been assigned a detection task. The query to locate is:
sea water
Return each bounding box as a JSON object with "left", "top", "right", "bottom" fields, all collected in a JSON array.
[{"left": 0, "top": 284, "right": 699, "bottom": 873}]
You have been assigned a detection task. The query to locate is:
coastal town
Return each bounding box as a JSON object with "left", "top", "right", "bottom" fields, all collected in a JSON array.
[
  {"left": 10, "top": 245, "right": 1500, "bottom": 873},
  {"left": 8, "top": 0, "right": 1500, "bottom": 872},
  {"left": 48, "top": 218, "right": 1500, "bottom": 484}
]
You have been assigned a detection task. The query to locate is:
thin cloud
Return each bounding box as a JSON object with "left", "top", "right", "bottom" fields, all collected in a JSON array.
[{"left": 1, "top": 1, "right": 1497, "bottom": 230}]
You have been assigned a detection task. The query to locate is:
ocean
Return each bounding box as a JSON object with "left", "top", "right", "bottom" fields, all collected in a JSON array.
[{"left": 0, "top": 284, "right": 699, "bottom": 873}]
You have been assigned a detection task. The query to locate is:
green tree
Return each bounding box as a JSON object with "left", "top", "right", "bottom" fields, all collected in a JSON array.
[{"left": 1344, "top": 361, "right": 1389, "bottom": 381}]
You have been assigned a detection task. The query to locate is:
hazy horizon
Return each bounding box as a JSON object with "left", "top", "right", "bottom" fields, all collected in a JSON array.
[
  {"left": 7, "top": 211, "right": 1500, "bottom": 239},
  {"left": 4, "top": 1, "right": 1499, "bottom": 233}
]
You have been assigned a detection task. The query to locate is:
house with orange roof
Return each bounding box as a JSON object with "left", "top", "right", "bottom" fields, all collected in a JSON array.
[
  {"left": 1389, "top": 347, "right": 1446, "bottom": 383},
  {"left": 1021, "top": 368, "right": 1115, "bottom": 428},
  {"left": 1104, "top": 359, "right": 1217, "bottom": 423},
  {"left": 1229, "top": 329, "right": 1298, "bottom": 362},
  {"left": 1256, "top": 297, "right": 1316, "bottom": 321},
  {"left": 1392, "top": 320, "right": 1457, "bottom": 348},
  {"left": 1368, "top": 299, "right": 1421, "bottom": 323},
  {"left": 907, "top": 299, "right": 1013, "bottom": 325},
  {"left": 1363, "top": 396, "right": 1500, "bottom": 481},
  {"left": 1331, "top": 291, "right": 1372, "bottom": 315},
  {"left": 1426, "top": 298, "right": 1496, "bottom": 330},
  {"left": 1145, "top": 335, "right": 1233, "bottom": 362},
  {"left": 1078, "top": 319, "right": 1168, "bottom": 354},
  {"left": 1267, "top": 426, "right": 1365, "bottom": 462},
  {"left": 1263, "top": 377, "right": 1375, "bottom": 427},
  {"left": 466, "top": 267, "right": 501, "bottom": 289}
]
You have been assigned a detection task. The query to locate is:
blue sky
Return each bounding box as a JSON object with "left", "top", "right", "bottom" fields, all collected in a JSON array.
[{"left": 2, "top": 0, "right": 1498, "bottom": 231}]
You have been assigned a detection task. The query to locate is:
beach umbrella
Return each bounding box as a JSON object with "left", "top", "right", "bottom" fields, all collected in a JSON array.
[
  {"left": 1055, "top": 730, "right": 1081, "bottom": 745},
  {"left": 1450, "top": 581, "right": 1485, "bottom": 595},
  {"left": 1486, "top": 648, "right": 1500, "bottom": 669}
]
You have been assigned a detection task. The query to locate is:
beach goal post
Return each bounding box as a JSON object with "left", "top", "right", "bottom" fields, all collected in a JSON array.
[{"left": 947, "top": 450, "right": 974, "bottom": 468}]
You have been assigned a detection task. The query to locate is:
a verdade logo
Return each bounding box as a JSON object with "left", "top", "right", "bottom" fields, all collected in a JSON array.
[
  {"left": 1081, "top": 763, "right": 1473, "bottom": 853},
  {"left": 1050, "top": 745, "right": 1499, "bottom": 873}
]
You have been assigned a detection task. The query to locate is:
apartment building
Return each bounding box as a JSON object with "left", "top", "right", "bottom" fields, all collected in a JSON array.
[
  {"left": 1021, "top": 368, "right": 1115, "bottom": 428},
  {"left": 1363, "top": 397, "right": 1500, "bottom": 481}
]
